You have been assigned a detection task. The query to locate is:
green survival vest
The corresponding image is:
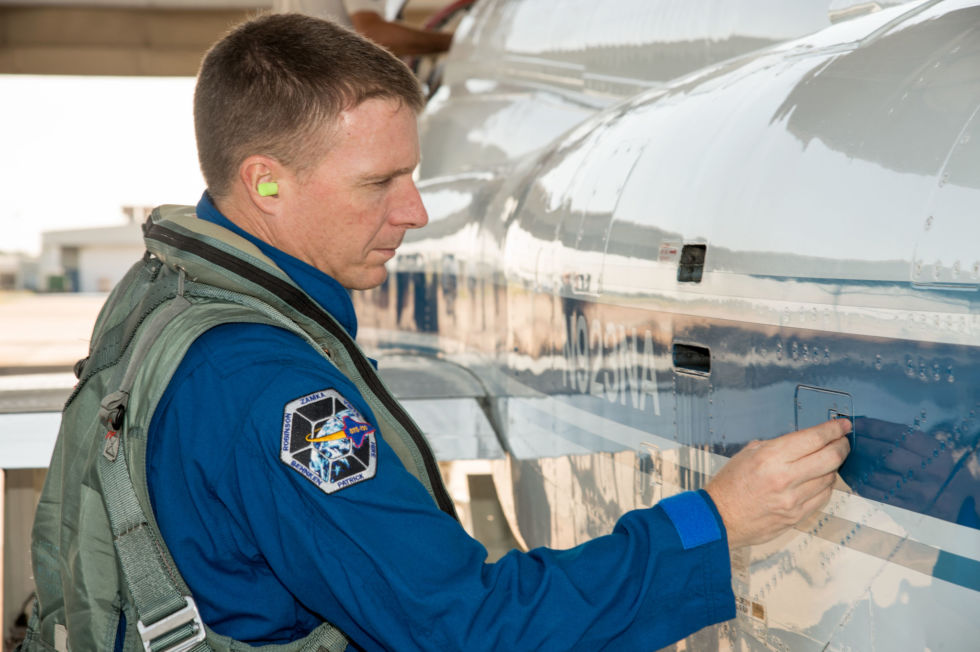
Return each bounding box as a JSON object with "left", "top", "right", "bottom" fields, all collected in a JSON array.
[{"left": 21, "top": 205, "right": 457, "bottom": 652}]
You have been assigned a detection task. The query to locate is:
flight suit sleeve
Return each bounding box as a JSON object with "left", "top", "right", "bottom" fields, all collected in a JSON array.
[{"left": 223, "top": 349, "right": 736, "bottom": 650}]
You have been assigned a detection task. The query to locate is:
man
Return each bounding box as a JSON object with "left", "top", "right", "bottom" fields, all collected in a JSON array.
[
  {"left": 274, "top": 0, "right": 453, "bottom": 56},
  {"left": 22, "top": 14, "right": 849, "bottom": 652}
]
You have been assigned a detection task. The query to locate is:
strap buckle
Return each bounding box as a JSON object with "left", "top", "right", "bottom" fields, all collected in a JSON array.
[
  {"left": 137, "top": 596, "right": 206, "bottom": 652},
  {"left": 99, "top": 390, "right": 130, "bottom": 430}
]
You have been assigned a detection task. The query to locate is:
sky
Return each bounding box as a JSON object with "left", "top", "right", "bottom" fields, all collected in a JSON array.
[{"left": 0, "top": 75, "right": 205, "bottom": 256}]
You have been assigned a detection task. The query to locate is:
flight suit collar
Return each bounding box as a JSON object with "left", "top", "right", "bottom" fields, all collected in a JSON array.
[{"left": 195, "top": 191, "right": 358, "bottom": 338}]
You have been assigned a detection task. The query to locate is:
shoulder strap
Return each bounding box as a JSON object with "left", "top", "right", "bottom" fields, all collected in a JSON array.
[
  {"left": 96, "top": 268, "right": 349, "bottom": 652},
  {"left": 95, "top": 269, "right": 211, "bottom": 652},
  {"left": 143, "top": 214, "right": 458, "bottom": 520}
]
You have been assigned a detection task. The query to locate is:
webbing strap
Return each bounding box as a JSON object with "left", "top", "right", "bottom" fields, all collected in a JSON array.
[
  {"left": 145, "top": 218, "right": 457, "bottom": 520},
  {"left": 100, "top": 435, "right": 207, "bottom": 652},
  {"left": 295, "top": 625, "right": 349, "bottom": 652},
  {"left": 97, "top": 279, "right": 350, "bottom": 652},
  {"left": 97, "top": 290, "right": 210, "bottom": 652}
]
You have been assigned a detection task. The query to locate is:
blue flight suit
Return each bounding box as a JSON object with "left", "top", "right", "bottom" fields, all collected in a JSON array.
[{"left": 146, "top": 192, "right": 736, "bottom": 650}]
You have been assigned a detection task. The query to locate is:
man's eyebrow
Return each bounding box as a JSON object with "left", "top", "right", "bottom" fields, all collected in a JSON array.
[{"left": 361, "top": 165, "right": 417, "bottom": 182}]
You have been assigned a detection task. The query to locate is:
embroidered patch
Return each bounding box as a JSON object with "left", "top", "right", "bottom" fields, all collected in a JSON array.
[{"left": 281, "top": 389, "right": 378, "bottom": 494}]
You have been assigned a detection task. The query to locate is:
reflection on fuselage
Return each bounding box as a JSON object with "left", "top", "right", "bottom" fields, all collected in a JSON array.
[{"left": 356, "top": 1, "right": 980, "bottom": 649}]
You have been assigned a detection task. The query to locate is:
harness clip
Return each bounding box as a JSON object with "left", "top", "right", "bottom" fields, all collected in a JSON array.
[
  {"left": 99, "top": 390, "right": 129, "bottom": 431},
  {"left": 137, "top": 596, "right": 206, "bottom": 652}
]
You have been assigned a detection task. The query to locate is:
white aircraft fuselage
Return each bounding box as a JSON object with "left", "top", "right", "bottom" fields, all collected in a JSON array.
[{"left": 353, "top": 0, "right": 980, "bottom": 649}]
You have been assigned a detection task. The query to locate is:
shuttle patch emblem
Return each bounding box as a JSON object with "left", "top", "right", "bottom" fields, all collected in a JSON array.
[{"left": 281, "top": 389, "right": 377, "bottom": 494}]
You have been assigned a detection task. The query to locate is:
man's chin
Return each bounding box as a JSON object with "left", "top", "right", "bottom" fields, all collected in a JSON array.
[{"left": 344, "top": 266, "right": 388, "bottom": 291}]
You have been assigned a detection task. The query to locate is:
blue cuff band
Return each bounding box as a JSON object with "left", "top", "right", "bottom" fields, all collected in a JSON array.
[{"left": 660, "top": 490, "right": 723, "bottom": 550}]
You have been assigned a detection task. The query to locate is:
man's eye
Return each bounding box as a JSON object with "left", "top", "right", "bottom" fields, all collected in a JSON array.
[{"left": 374, "top": 177, "right": 394, "bottom": 187}]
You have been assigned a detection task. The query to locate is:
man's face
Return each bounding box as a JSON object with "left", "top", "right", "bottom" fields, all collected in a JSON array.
[{"left": 274, "top": 98, "right": 427, "bottom": 290}]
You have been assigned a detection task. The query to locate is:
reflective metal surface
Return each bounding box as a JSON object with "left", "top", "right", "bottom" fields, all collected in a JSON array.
[
  {"left": 356, "top": 0, "right": 980, "bottom": 648},
  {"left": 419, "top": 0, "right": 925, "bottom": 178}
]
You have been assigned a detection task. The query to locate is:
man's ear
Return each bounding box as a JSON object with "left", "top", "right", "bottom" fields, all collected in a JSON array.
[{"left": 240, "top": 155, "right": 283, "bottom": 213}]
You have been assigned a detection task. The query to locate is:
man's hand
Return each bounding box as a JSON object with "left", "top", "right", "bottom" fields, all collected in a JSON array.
[{"left": 706, "top": 419, "right": 851, "bottom": 548}]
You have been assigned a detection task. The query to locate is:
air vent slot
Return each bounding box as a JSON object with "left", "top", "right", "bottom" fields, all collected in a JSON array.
[
  {"left": 673, "top": 343, "right": 710, "bottom": 375},
  {"left": 677, "top": 244, "right": 706, "bottom": 282}
]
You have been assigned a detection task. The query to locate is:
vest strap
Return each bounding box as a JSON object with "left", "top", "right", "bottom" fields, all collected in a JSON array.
[
  {"left": 145, "top": 217, "right": 458, "bottom": 520},
  {"left": 100, "top": 435, "right": 209, "bottom": 652},
  {"left": 136, "top": 596, "right": 206, "bottom": 652},
  {"left": 95, "top": 270, "right": 351, "bottom": 651},
  {"left": 25, "top": 216, "right": 359, "bottom": 650},
  {"left": 96, "top": 286, "right": 211, "bottom": 652}
]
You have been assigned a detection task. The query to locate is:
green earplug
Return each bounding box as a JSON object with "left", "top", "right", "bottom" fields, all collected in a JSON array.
[{"left": 258, "top": 182, "right": 279, "bottom": 197}]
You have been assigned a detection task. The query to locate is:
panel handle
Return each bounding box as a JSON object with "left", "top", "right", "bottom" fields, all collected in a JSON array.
[{"left": 673, "top": 343, "right": 710, "bottom": 375}]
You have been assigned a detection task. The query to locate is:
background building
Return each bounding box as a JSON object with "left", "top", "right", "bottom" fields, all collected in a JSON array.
[
  {"left": 0, "top": 254, "right": 38, "bottom": 292},
  {"left": 38, "top": 205, "right": 150, "bottom": 292}
]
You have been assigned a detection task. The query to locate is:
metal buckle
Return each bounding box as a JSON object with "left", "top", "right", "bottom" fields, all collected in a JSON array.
[
  {"left": 98, "top": 390, "right": 129, "bottom": 430},
  {"left": 137, "top": 596, "right": 206, "bottom": 652}
]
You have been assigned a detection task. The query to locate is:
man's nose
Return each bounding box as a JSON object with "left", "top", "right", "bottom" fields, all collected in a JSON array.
[{"left": 392, "top": 180, "right": 428, "bottom": 229}]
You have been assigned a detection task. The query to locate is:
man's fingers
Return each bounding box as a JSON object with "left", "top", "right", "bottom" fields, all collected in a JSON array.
[
  {"left": 790, "top": 434, "right": 850, "bottom": 483},
  {"left": 773, "top": 418, "right": 851, "bottom": 462},
  {"left": 713, "top": 420, "right": 852, "bottom": 548}
]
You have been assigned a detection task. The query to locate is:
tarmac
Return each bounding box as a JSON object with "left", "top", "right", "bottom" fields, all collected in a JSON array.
[{"left": 0, "top": 292, "right": 105, "bottom": 372}]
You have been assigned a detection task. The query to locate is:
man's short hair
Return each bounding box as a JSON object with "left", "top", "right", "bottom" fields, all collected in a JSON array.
[{"left": 195, "top": 13, "right": 424, "bottom": 199}]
